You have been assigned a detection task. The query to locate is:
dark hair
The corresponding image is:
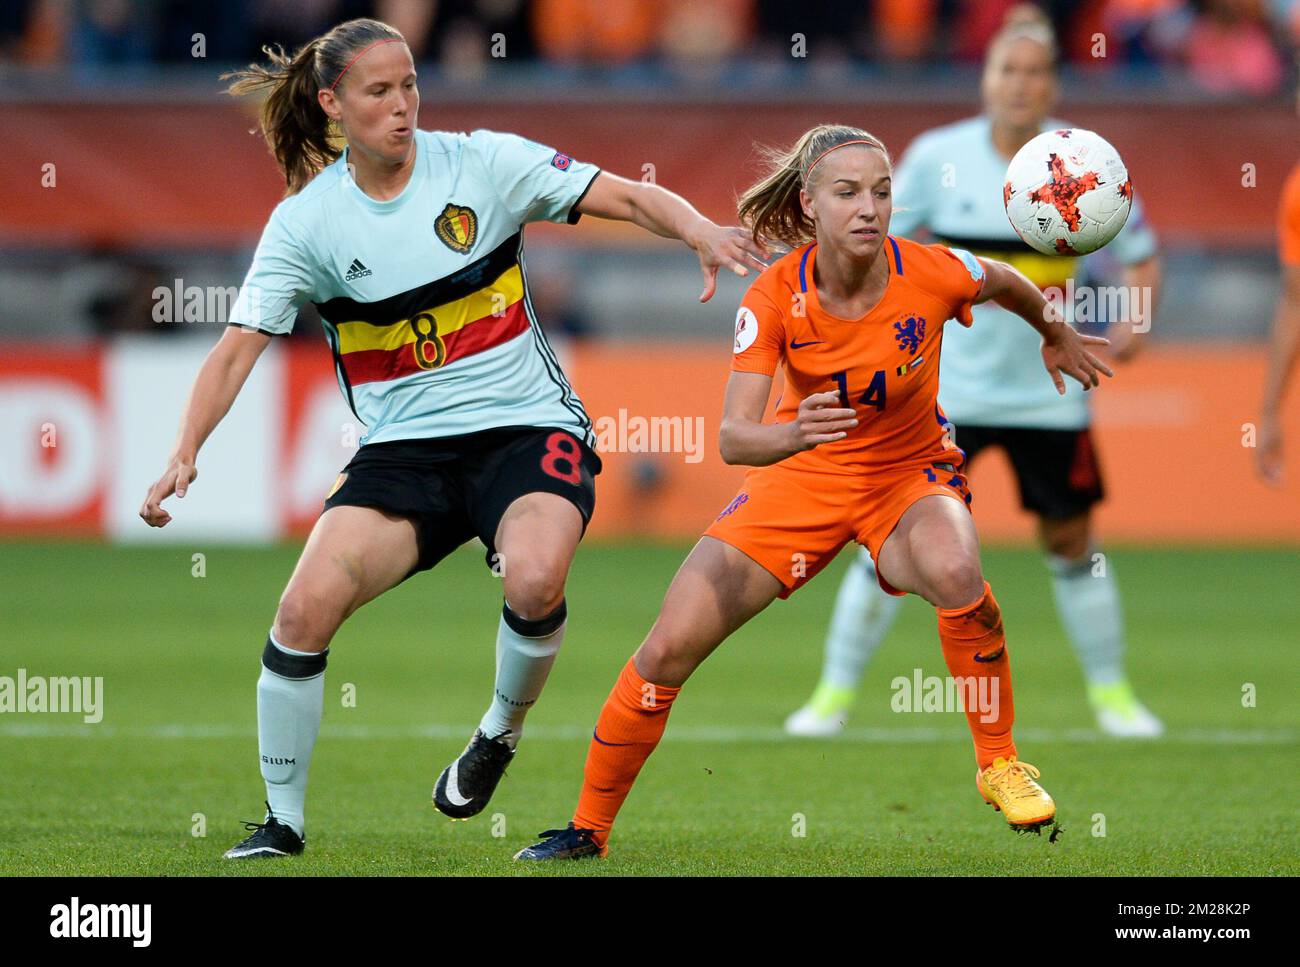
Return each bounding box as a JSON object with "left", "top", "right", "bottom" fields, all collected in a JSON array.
[
  {"left": 737, "top": 124, "right": 891, "bottom": 248},
  {"left": 221, "top": 18, "right": 406, "bottom": 195}
]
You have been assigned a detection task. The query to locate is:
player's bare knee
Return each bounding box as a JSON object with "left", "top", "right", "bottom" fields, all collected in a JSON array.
[
  {"left": 1044, "top": 532, "right": 1088, "bottom": 561},
  {"left": 273, "top": 588, "right": 341, "bottom": 651},
  {"left": 633, "top": 645, "right": 677, "bottom": 686},
  {"left": 501, "top": 558, "right": 566, "bottom": 621},
  {"left": 634, "top": 629, "right": 692, "bottom": 687},
  {"left": 1040, "top": 516, "right": 1090, "bottom": 560},
  {"left": 927, "top": 557, "right": 985, "bottom": 610}
]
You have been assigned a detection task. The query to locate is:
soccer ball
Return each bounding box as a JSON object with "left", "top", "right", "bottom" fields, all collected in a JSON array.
[{"left": 1003, "top": 128, "right": 1132, "bottom": 256}]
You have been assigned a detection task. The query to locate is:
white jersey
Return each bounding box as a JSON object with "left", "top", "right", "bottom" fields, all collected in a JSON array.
[
  {"left": 891, "top": 115, "right": 1158, "bottom": 429},
  {"left": 227, "top": 128, "right": 601, "bottom": 446}
]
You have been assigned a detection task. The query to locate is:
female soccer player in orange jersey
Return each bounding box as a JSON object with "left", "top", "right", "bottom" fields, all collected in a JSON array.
[
  {"left": 515, "top": 124, "right": 1113, "bottom": 861},
  {"left": 786, "top": 7, "right": 1164, "bottom": 741}
]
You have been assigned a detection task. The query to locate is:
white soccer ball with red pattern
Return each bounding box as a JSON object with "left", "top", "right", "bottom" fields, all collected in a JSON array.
[{"left": 1003, "top": 128, "right": 1132, "bottom": 256}]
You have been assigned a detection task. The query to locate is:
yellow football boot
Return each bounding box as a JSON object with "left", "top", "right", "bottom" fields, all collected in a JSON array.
[{"left": 976, "top": 756, "right": 1056, "bottom": 832}]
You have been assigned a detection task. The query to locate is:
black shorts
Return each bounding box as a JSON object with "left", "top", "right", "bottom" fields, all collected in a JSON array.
[
  {"left": 954, "top": 424, "right": 1104, "bottom": 520},
  {"left": 322, "top": 425, "right": 601, "bottom": 577}
]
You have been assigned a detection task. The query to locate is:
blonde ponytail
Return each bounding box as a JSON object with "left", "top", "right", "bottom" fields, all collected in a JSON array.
[{"left": 738, "top": 124, "right": 890, "bottom": 248}]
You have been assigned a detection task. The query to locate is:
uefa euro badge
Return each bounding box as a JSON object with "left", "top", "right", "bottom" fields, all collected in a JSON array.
[{"left": 435, "top": 203, "right": 478, "bottom": 255}]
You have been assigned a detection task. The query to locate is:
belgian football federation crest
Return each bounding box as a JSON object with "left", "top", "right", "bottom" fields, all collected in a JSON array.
[{"left": 435, "top": 203, "right": 478, "bottom": 254}]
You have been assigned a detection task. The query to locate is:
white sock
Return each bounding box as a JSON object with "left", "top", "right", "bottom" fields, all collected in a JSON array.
[
  {"left": 1046, "top": 549, "right": 1125, "bottom": 686},
  {"left": 819, "top": 548, "right": 905, "bottom": 691},
  {"left": 478, "top": 600, "right": 566, "bottom": 749},
  {"left": 257, "top": 633, "right": 326, "bottom": 838}
]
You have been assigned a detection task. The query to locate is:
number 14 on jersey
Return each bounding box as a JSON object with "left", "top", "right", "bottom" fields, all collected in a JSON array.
[{"left": 832, "top": 369, "right": 887, "bottom": 413}]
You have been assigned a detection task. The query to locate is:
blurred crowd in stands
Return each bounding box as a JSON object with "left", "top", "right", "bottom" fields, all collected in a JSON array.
[{"left": 0, "top": 0, "right": 1296, "bottom": 98}]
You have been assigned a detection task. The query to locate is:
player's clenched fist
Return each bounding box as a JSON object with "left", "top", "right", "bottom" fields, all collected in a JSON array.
[
  {"left": 787, "top": 391, "right": 858, "bottom": 452},
  {"left": 139, "top": 456, "right": 198, "bottom": 528}
]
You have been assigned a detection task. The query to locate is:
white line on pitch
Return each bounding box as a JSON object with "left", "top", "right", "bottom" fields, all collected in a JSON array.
[{"left": 0, "top": 722, "right": 1295, "bottom": 745}]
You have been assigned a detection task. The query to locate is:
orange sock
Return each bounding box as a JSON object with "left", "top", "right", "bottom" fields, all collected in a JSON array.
[
  {"left": 936, "top": 581, "right": 1016, "bottom": 769},
  {"left": 572, "top": 657, "right": 681, "bottom": 848}
]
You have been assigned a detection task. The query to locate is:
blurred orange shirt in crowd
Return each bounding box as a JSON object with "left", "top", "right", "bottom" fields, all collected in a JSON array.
[
  {"left": 532, "top": 0, "right": 753, "bottom": 62},
  {"left": 1106, "top": 0, "right": 1184, "bottom": 16},
  {"left": 876, "top": 0, "right": 938, "bottom": 59},
  {"left": 532, "top": 0, "right": 662, "bottom": 62},
  {"left": 1278, "top": 160, "right": 1300, "bottom": 266}
]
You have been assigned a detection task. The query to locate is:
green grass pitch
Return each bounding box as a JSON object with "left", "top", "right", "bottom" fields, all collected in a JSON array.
[{"left": 1, "top": 541, "right": 1296, "bottom": 876}]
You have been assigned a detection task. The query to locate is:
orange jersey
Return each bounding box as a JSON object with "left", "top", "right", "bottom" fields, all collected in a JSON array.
[
  {"left": 732, "top": 235, "right": 986, "bottom": 473},
  {"left": 1279, "top": 159, "right": 1300, "bottom": 266}
]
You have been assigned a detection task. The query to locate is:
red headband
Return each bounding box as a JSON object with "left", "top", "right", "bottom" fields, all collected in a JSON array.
[
  {"left": 804, "top": 139, "right": 879, "bottom": 179},
  {"left": 328, "top": 38, "right": 404, "bottom": 92}
]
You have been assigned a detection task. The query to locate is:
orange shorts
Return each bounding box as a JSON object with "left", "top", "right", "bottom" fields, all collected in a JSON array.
[{"left": 704, "top": 452, "right": 972, "bottom": 599}]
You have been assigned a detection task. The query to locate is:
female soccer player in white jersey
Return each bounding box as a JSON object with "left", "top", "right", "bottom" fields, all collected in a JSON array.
[
  {"left": 786, "top": 5, "right": 1165, "bottom": 739},
  {"left": 137, "top": 17, "right": 766, "bottom": 860}
]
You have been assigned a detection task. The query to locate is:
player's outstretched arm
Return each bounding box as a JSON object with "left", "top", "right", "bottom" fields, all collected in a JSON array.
[
  {"left": 1258, "top": 264, "right": 1300, "bottom": 485},
  {"left": 975, "top": 257, "right": 1114, "bottom": 395},
  {"left": 718, "top": 373, "right": 857, "bottom": 466},
  {"left": 575, "top": 172, "right": 769, "bottom": 302},
  {"left": 138, "top": 327, "right": 273, "bottom": 527}
]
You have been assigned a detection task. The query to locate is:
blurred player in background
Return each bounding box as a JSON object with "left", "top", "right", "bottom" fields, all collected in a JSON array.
[
  {"left": 515, "top": 124, "right": 1114, "bottom": 861},
  {"left": 786, "top": 5, "right": 1165, "bottom": 740},
  {"left": 137, "top": 17, "right": 764, "bottom": 859},
  {"left": 1257, "top": 157, "right": 1300, "bottom": 484}
]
